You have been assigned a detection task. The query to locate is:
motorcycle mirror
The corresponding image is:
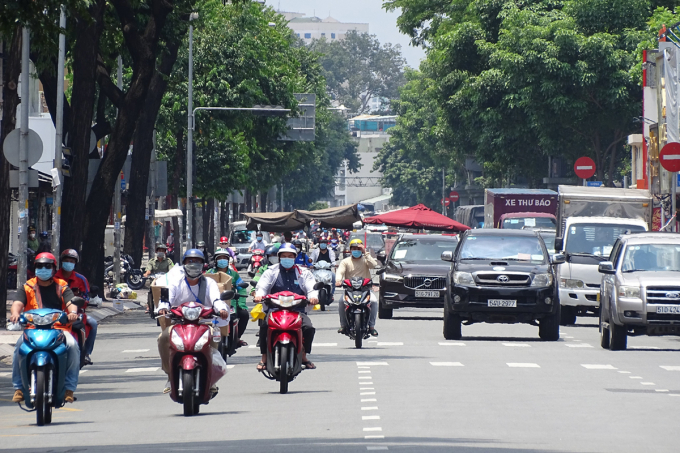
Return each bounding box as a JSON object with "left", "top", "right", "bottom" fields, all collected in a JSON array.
[
  {"left": 313, "top": 282, "right": 325, "bottom": 290},
  {"left": 70, "top": 296, "right": 86, "bottom": 309},
  {"left": 160, "top": 287, "right": 170, "bottom": 302},
  {"left": 237, "top": 282, "right": 249, "bottom": 289},
  {"left": 375, "top": 268, "right": 386, "bottom": 275},
  {"left": 220, "top": 290, "right": 235, "bottom": 300}
]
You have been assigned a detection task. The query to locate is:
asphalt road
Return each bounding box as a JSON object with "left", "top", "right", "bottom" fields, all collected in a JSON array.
[{"left": 2, "top": 287, "right": 680, "bottom": 452}]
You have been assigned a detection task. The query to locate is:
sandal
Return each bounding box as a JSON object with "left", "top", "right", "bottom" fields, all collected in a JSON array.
[
  {"left": 302, "top": 360, "right": 316, "bottom": 370},
  {"left": 256, "top": 361, "right": 266, "bottom": 372}
]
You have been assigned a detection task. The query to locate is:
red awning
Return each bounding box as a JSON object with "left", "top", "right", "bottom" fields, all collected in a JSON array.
[{"left": 363, "top": 204, "right": 471, "bottom": 232}]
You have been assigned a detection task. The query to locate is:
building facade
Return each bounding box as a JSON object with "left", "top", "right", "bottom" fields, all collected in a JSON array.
[{"left": 279, "top": 12, "right": 369, "bottom": 43}]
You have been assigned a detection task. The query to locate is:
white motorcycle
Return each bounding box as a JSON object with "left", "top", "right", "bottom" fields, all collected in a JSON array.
[{"left": 311, "top": 261, "right": 334, "bottom": 311}]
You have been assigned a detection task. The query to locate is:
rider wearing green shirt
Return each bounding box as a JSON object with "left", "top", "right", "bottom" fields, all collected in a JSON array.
[{"left": 208, "top": 249, "right": 248, "bottom": 346}]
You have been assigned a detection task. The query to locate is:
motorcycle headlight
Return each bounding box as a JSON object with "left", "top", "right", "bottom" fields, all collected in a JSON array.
[
  {"left": 32, "top": 313, "right": 59, "bottom": 326},
  {"left": 277, "top": 295, "right": 295, "bottom": 308},
  {"left": 182, "top": 306, "right": 202, "bottom": 321},
  {"left": 531, "top": 274, "right": 553, "bottom": 287},
  {"left": 170, "top": 328, "right": 185, "bottom": 351},
  {"left": 194, "top": 330, "right": 210, "bottom": 351},
  {"left": 560, "top": 278, "right": 584, "bottom": 289},
  {"left": 618, "top": 285, "right": 641, "bottom": 299},
  {"left": 453, "top": 272, "right": 475, "bottom": 286}
]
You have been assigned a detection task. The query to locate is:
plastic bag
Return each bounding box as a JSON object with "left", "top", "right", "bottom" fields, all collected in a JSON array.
[
  {"left": 128, "top": 291, "right": 137, "bottom": 300},
  {"left": 312, "top": 304, "right": 321, "bottom": 311},
  {"left": 211, "top": 348, "right": 228, "bottom": 384},
  {"left": 6, "top": 321, "right": 22, "bottom": 331},
  {"left": 250, "top": 303, "right": 265, "bottom": 322},
  {"left": 89, "top": 296, "right": 103, "bottom": 308}
]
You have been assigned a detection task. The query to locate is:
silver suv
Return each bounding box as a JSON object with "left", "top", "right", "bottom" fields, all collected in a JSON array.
[{"left": 598, "top": 232, "right": 680, "bottom": 350}]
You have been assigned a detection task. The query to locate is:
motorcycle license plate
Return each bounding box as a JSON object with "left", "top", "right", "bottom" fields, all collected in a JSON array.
[
  {"left": 488, "top": 299, "right": 517, "bottom": 307},
  {"left": 656, "top": 306, "right": 680, "bottom": 314},
  {"left": 415, "top": 290, "right": 440, "bottom": 298}
]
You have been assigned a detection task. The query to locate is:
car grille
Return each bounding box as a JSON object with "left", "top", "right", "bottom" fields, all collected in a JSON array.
[
  {"left": 237, "top": 247, "right": 249, "bottom": 254},
  {"left": 646, "top": 287, "right": 680, "bottom": 305},
  {"left": 647, "top": 313, "right": 680, "bottom": 323},
  {"left": 403, "top": 276, "right": 446, "bottom": 290},
  {"left": 475, "top": 273, "right": 531, "bottom": 287},
  {"left": 585, "top": 283, "right": 601, "bottom": 289}
]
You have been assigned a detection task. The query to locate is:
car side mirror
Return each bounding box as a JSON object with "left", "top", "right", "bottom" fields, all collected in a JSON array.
[
  {"left": 598, "top": 261, "right": 616, "bottom": 274},
  {"left": 554, "top": 237, "right": 564, "bottom": 252},
  {"left": 70, "top": 296, "right": 86, "bottom": 309},
  {"left": 441, "top": 251, "right": 454, "bottom": 262},
  {"left": 375, "top": 268, "right": 386, "bottom": 275},
  {"left": 220, "top": 290, "right": 235, "bottom": 300},
  {"left": 551, "top": 253, "right": 566, "bottom": 265},
  {"left": 377, "top": 251, "right": 386, "bottom": 264}
]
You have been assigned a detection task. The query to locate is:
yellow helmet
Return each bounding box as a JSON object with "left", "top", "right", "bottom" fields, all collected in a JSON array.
[{"left": 349, "top": 238, "right": 364, "bottom": 247}]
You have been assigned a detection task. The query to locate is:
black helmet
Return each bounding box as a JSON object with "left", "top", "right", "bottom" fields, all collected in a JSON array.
[
  {"left": 60, "top": 249, "right": 79, "bottom": 263},
  {"left": 292, "top": 239, "right": 302, "bottom": 247}
]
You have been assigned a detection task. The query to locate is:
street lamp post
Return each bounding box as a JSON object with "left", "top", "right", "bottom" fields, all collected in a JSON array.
[{"left": 186, "top": 11, "right": 198, "bottom": 254}]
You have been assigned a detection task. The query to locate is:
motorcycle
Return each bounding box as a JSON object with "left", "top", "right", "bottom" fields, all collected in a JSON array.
[
  {"left": 260, "top": 284, "right": 323, "bottom": 394},
  {"left": 68, "top": 294, "right": 92, "bottom": 368},
  {"left": 247, "top": 249, "right": 265, "bottom": 277},
  {"left": 162, "top": 290, "right": 230, "bottom": 416},
  {"left": 7, "top": 249, "right": 36, "bottom": 289},
  {"left": 16, "top": 302, "right": 84, "bottom": 426},
  {"left": 330, "top": 238, "right": 340, "bottom": 253},
  {"left": 216, "top": 282, "right": 250, "bottom": 362},
  {"left": 341, "top": 277, "right": 373, "bottom": 349},
  {"left": 103, "top": 254, "right": 133, "bottom": 287},
  {"left": 311, "top": 261, "right": 334, "bottom": 312}
]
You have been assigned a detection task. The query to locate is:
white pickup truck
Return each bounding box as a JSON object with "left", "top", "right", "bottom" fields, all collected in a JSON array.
[{"left": 554, "top": 186, "right": 652, "bottom": 325}]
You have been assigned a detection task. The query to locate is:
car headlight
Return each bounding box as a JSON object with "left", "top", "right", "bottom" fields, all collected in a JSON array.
[
  {"left": 383, "top": 273, "right": 403, "bottom": 282},
  {"left": 170, "top": 328, "right": 185, "bottom": 351},
  {"left": 194, "top": 330, "right": 210, "bottom": 351},
  {"left": 618, "top": 285, "right": 641, "bottom": 299},
  {"left": 560, "top": 278, "right": 584, "bottom": 289},
  {"left": 531, "top": 274, "right": 553, "bottom": 287},
  {"left": 453, "top": 272, "right": 475, "bottom": 286},
  {"left": 182, "top": 306, "right": 202, "bottom": 321}
]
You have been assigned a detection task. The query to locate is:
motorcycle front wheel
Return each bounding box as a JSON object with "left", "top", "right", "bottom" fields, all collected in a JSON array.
[
  {"left": 279, "top": 345, "right": 289, "bottom": 394},
  {"left": 35, "top": 367, "right": 51, "bottom": 426},
  {"left": 182, "top": 370, "right": 196, "bottom": 416},
  {"left": 355, "top": 313, "right": 363, "bottom": 349},
  {"left": 125, "top": 271, "right": 145, "bottom": 290}
]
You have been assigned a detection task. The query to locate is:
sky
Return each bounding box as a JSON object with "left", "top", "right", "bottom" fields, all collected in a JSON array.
[{"left": 272, "top": 0, "right": 426, "bottom": 68}]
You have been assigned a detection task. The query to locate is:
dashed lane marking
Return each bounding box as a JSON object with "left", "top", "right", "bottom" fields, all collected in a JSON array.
[
  {"left": 360, "top": 388, "right": 374, "bottom": 390},
  {"left": 502, "top": 343, "right": 530, "bottom": 347},
  {"left": 314, "top": 343, "right": 338, "bottom": 347},
  {"left": 656, "top": 389, "right": 669, "bottom": 392},
  {"left": 377, "top": 342, "right": 403, "bottom": 346},
  {"left": 359, "top": 371, "right": 371, "bottom": 373},
  {"left": 79, "top": 370, "right": 88, "bottom": 374},
  {"left": 507, "top": 363, "right": 540, "bottom": 368},
  {"left": 125, "top": 367, "right": 159, "bottom": 373},
  {"left": 357, "top": 362, "right": 389, "bottom": 366},
  {"left": 362, "top": 399, "right": 377, "bottom": 402},
  {"left": 363, "top": 415, "right": 380, "bottom": 420},
  {"left": 358, "top": 366, "right": 371, "bottom": 369},
  {"left": 562, "top": 336, "right": 574, "bottom": 339},
  {"left": 361, "top": 392, "right": 376, "bottom": 396},
  {"left": 0, "top": 373, "right": 10, "bottom": 378},
  {"left": 618, "top": 371, "right": 631, "bottom": 374},
  {"left": 630, "top": 376, "right": 643, "bottom": 379},
  {"left": 438, "top": 342, "right": 465, "bottom": 346},
  {"left": 365, "top": 435, "right": 385, "bottom": 440},
  {"left": 660, "top": 366, "right": 680, "bottom": 371},
  {"left": 629, "top": 346, "right": 660, "bottom": 350},
  {"left": 361, "top": 407, "right": 379, "bottom": 411},
  {"left": 361, "top": 382, "right": 374, "bottom": 385},
  {"left": 122, "top": 349, "right": 150, "bottom": 353},
  {"left": 565, "top": 343, "right": 593, "bottom": 348},
  {"left": 359, "top": 376, "right": 372, "bottom": 379},
  {"left": 581, "top": 364, "right": 617, "bottom": 370},
  {"left": 227, "top": 365, "right": 235, "bottom": 369},
  {"left": 366, "top": 447, "right": 388, "bottom": 451},
  {"left": 430, "top": 362, "right": 464, "bottom": 367},
  {"left": 364, "top": 427, "right": 382, "bottom": 432},
  {"left": 641, "top": 382, "right": 656, "bottom": 386}
]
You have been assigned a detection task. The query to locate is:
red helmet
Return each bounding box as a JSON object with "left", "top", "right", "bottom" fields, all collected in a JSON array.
[
  {"left": 219, "top": 236, "right": 229, "bottom": 243},
  {"left": 60, "top": 248, "right": 79, "bottom": 263},
  {"left": 35, "top": 252, "right": 57, "bottom": 267}
]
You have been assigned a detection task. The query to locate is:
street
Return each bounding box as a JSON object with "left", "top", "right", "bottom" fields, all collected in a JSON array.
[{"left": 2, "top": 290, "right": 680, "bottom": 452}]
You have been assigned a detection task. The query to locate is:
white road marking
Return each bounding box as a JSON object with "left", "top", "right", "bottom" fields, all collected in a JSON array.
[
  {"left": 565, "top": 343, "right": 592, "bottom": 348},
  {"left": 361, "top": 392, "right": 376, "bottom": 395},
  {"left": 363, "top": 415, "right": 380, "bottom": 420},
  {"left": 629, "top": 346, "right": 660, "bottom": 350},
  {"left": 502, "top": 343, "right": 530, "bottom": 347},
  {"left": 359, "top": 371, "right": 371, "bottom": 374},
  {"left": 670, "top": 394, "right": 680, "bottom": 397},
  {"left": 248, "top": 345, "right": 257, "bottom": 349},
  {"left": 314, "top": 343, "right": 337, "bottom": 347},
  {"left": 430, "top": 362, "right": 464, "bottom": 367},
  {"left": 656, "top": 389, "right": 669, "bottom": 392},
  {"left": 357, "top": 362, "right": 389, "bottom": 366},
  {"left": 359, "top": 376, "right": 372, "bottom": 379},
  {"left": 507, "top": 363, "right": 540, "bottom": 368},
  {"left": 377, "top": 342, "right": 403, "bottom": 346},
  {"left": 361, "top": 382, "right": 374, "bottom": 385},
  {"left": 362, "top": 407, "right": 379, "bottom": 411},
  {"left": 366, "top": 447, "right": 388, "bottom": 450},
  {"left": 641, "top": 382, "right": 656, "bottom": 386},
  {"left": 438, "top": 342, "right": 465, "bottom": 346},
  {"left": 360, "top": 388, "right": 374, "bottom": 390},
  {"left": 0, "top": 372, "right": 10, "bottom": 378},
  {"left": 358, "top": 366, "right": 371, "bottom": 369},
  {"left": 79, "top": 370, "right": 88, "bottom": 374},
  {"left": 562, "top": 336, "right": 574, "bottom": 339},
  {"left": 125, "top": 367, "right": 159, "bottom": 373},
  {"left": 122, "top": 349, "right": 150, "bottom": 353},
  {"left": 581, "top": 364, "right": 617, "bottom": 370},
  {"left": 630, "top": 376, "right": 643, "bottom": 379},
  {"left": 618, "top": 371, "right": 631, "bottom": 374},
  {"left": 227, "top": 365, "right": 235, "bottom": 369},
  {"left": 364, "top": 427, "right": 382, "bottom": 432},
  {"left": 362, "top": 398, "right": 377, "bottom": 402},
  {"left": 365, "top": 435, "right": 385, "bottom": 439},
  {"left": 660, "top": 366, "right": 680, "bottom": 371}
]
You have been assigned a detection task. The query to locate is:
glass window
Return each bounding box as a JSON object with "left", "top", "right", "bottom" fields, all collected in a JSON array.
[
  {"left": 231, "top": 230, "right": 254, "bottom": 244},
  {"left": 460, "top": 235, "right": 546, "bottom": 263},
  {"left": 296, "top": 33, "right": 300, "bottom": 37},
  {"left": 391, "top": 239, "right": 459, "bottom": 261},
  {"left": 304, "top": 33, "right": 311, "bottom": 39},
  {"left": 537, "top": 231, "right": 556, "bottom": 254},
  {"left": 502, "top": 217, "right": 556, "bottom": 230},
  {"left": 565, "top": 223, "right": 646, "bottom": 256},
  {"left": 321, "top": 33, "right": 326, "bottom": 36},
  {"left": 331, "top": 33, "right": 336, "bottom": 39},
  {"left": 621, "top": 244, "right": 680, "bottom": 272}
]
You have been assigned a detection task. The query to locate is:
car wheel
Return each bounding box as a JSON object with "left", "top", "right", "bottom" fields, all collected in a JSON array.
[
  {"left": 443, "top": 303, "right": 462, "bottom": 340},
  {"left": 599, "top": 304, "right": 610, "bottom": 349},
  {"left": 559, "top": 305, "right": 576, "bottom": 326},
  {"left": 539, "top": 304, "right": 560, "bottom": 341},
  {"left": 609, "top": 307, "right": 627, "bottom": 351},
  {"left": 378, "top": 297, "right": 392, "bottom": 319}
]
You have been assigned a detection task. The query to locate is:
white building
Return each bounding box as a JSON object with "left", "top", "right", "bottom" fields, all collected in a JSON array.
[{"left": 279, "top": 12, "right": 369, "bottom": 43}]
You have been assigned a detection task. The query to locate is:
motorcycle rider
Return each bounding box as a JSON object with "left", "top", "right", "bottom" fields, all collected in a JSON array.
[
  {"left": 248, "top": 232, "right": 268, "bottom": 253},
  {"left": 253, "top": 243, "right": 319, "bottom": 371},
  {"left": 27, "top": 226, "right": 39, "bottom": 252},
  {"left": 218, "top": 236, "right": 237, "bottom": 260},
  {"left": 156, "top": 249, "right": 230, "bottom": 393},
  {"left": 311, "top": 238, "right": 336, "bottom": 297},
  {"left": 208, "top": 249, "right": 249, "bottom": 346},
  {"left": 197, "top": 241, "right": 212, "bottom": 263},
  {"left": 9, "top": 253, "right": 80, "bottom": 403},
  {"left": 335, "top": 239, "right": 379, "bottom": 337},
  {"left": 144, "top": 243, "right": 174, "bottom": 277},
  {"left": 37, "top": 231, "right": 52, "bottom": 254},
  {"left": 250, "top": 244, "right": 280, "bottom": 296},
  {"left": 54, "top": 249, "right": 97, "bottom": 365},
  {"left": 293, "top": 239, "right": 312, "bottom": 267}
]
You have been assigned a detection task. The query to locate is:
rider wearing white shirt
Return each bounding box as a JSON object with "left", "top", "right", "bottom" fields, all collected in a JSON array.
[{"left": 248, "top": 232, "right": 268, "bottom": 252}]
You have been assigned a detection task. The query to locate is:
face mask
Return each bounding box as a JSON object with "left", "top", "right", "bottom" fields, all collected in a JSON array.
[
  {"left": 269, "top": 256, "right": 279, "bottom": 265},
  {"left": 257, "top": 236, "right": 263, "bottom": 242},
  {"left": 61, "top": 262, "right": 75, "bottom": 272},
  {"left": 280, "top": 258, "right": 295, "bottom": 269},
  {"left": 156, "top": 252, "right": 165, "bottom": 260},
  {"left": 351, "top": 250, "right": 362, "bottom": 259},
  {"left": 35, "top": 268, "right": 53, "bottom": 281},
  {"left": 184, "top": 262, "right": 203, "bottom": 278},
  {"left": 320, "top": 243, "right": 327, "bottom": 249},
  {"left": 296, "top": 247, "right": 302, "bottom": 253},
  {"left": 217, "top": 259, "right": 229, "bottom": 269},
  {"left": 29, "top": 234, "right": 36, "bottom": 239}
]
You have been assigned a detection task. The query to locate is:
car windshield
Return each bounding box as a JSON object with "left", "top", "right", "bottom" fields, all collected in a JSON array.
[
  {"left": 350, "top": 233, "right": 384, "bottom": 249},
  {"left": 231, "top": 230, "right": 254, "bottom": 244},
  {"left": 460, "top": 235, "right": 546, "bottom": 263},
  {"left": 502, "top": 217, "right": 556, "bottom": 230},
  {"left": 391, "top": 239, "right": 458, "bottom": 261},
  {"left": 565, "top": 223, "right": 646, "bottom": 256},
  {"left": 621, "top": 244, "right": 680, "bottom": 272}
]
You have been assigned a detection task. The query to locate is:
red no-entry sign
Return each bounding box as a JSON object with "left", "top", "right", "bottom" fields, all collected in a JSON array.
[
  {"left": 449, "top": 191, "right": 459, "bottom": 202},
  {"left": 660, "top": 143, "right": 680, "bottom": 173},
  {"left": 574, "top": 157, "right": 596, "bottom": 179},
  {"left": 441, "top": 198, "right": 451, "bottom": 206}
]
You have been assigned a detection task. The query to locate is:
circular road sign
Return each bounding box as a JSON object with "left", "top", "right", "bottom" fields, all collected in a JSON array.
[
  {"left": 441, "top": 198, "right": 451, "bottom": 206},
  {"left": 574, "top": 157, "right": 596, "bottom": 179},
  {"left": 449, "top": 191, "right": 459, "bottom": 202},
  {"left": 2, "top": 128, "right": 43, "bottom": 168},
  {"left": 660, "top": 142, "right": 680, "bottom": 173}
]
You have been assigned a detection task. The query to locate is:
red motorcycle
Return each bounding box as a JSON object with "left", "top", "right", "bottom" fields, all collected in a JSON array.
[
  {"left": 248, "top": 249, "right": 265, "bottom": 277},
  {"left": 261, "top": 287, "right": 321, "bottom": 394},
  {"left": 166, "top": 297, "right": 230, "bottom": 416}
]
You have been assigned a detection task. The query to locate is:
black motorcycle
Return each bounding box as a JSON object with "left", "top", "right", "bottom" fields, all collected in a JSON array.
[
  {"left": 104, "top": 253, "right": 141, "bottom": 288},
  {"left": 341, "top": 276, "right": 373, "bottom": 349},
  {"left": 217, "top": 282, "right": 250, "bottom": 362}
]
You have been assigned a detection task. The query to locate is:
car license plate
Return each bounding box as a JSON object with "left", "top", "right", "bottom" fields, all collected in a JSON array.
[
  {"left": 415, "top": 290, "right": 440, "bottom": 298},
  {"left": 656, "top": 306, "right": 680, "bottom": 314},
  {"left": 488, "top": 299, "right": 517, "bottom": 307}
]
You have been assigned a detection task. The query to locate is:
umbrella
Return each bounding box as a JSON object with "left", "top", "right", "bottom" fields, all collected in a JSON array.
[{"left": 363, "top": 204, "right": 470, "bottom": 232}]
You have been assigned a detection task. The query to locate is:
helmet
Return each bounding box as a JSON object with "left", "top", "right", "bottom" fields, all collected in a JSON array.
[
  {"left": 39, "top": 231, "right": 49, "bottom": 239},
  {"left": 60, "top": 249, "right": 79, "bottom": 263},
  {"left": 219, "top": 236, "right": 229, "bottom": 244},
  {"left": 264, "top": 244, "right": 280, "bottom": 257},
  {"left": 292, "top": 239, "right": 302, "bottom": 247},
  {"left": 277, "top": 243, "right": 298, "bottom": 257},
  {"left": 182, "top": 248, "right": 205, "bottom": 263},
  {"left": 214, "top": 248, "right": 231, "bottom": 260},
  {"left": 155, "top": 243, "right": 167, "bottom": 251},
  {"left": 197, "top": 241, "right": 206, "bottom": 247},
  {"left": 35, "top": 252, "right": 57, "bottom": 267},
  {"left": 349, "top": 238, "right": 364, "bottom": 247}
]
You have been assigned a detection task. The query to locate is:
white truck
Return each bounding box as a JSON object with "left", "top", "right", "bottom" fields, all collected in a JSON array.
[{"left": 554, "top": 186, "right": 652, "bottom": 325}]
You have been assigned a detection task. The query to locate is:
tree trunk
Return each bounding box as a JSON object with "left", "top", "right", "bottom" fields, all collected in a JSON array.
[
  {"left": 207, "top": 198, "right": 214, "bottom": 254},
  {"left": 123, "top": 41, "right": 181, "bottom": 267},
  {"left": 244, "top": 189, "right": 251, "bottom": 212},
  {"left": 0, "top": 29, "right": 22, "bottom": 327},
  {"left": 221, "top": 202, "right": 228, "bottom": 236},
  {"left": 261, "top": 191, "right": 268, "bottom": 213}
]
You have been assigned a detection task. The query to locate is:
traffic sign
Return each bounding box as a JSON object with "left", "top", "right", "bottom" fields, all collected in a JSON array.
[
  {"left": 574, "top": 157, "right": 596, "bottom": 179},
  {"left": 2, "top": 128, "right": 43, "bottom": 167},
  {"left": 441, "top": 198, "right": 451, "bottom": 206},
  {"left": 449, "top": 191, "right": 459, "bottom": 202},
  {"left": 586, "top": 181, "right": 603, "bottom": 187},
  {"left": 660, "top": 142, "right": 680, "bottom": 172}
]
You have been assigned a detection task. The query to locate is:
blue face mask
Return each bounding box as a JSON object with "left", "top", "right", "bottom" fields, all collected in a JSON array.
[
  {"left": 35, "top": 268, "right": 53, "bottom": 281},
  {"left": 351, "top": 250, "right": 363, "bottom": 259},
  {"left": 280, "top": 258, "right": 295, "bottom": 269},
  {"left": 257, "top": 236, "right": 263, "bottom": 242},
  {"left": 217, "top": 259, "right": 229, "bottom": 269},
  {"left": 320, "top": 243, "right": 327, "bottom": 249},
  {"left": 61, "top": 262, "right": 75, "bottom": 272}
]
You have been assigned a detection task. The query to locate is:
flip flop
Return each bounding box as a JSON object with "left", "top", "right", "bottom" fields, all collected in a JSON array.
[
  {"left": 302, "top": 361, "right": 316, "bottom": 370},
  {"left": 256, "top": 361, "right": 266, "bottom": 372}
]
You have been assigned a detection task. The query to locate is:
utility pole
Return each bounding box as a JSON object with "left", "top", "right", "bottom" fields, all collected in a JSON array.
[
  {"left": 113, "top": 56, "right": 122, "bottom": 285},
  {"left": 18, "top": 28, "right": 30, "bottom": 287},
  {"left": 186, "top": 12, "right": 198, "bottom": 252},
  {"left": 149, "top": 129, "right": 157, "bottom": 258},
  {"left": 52, "top": 6, "right": 66, "bottom": 256},
  {"left": 442, "top": 168, "right": 447, "bottom": 216}
]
